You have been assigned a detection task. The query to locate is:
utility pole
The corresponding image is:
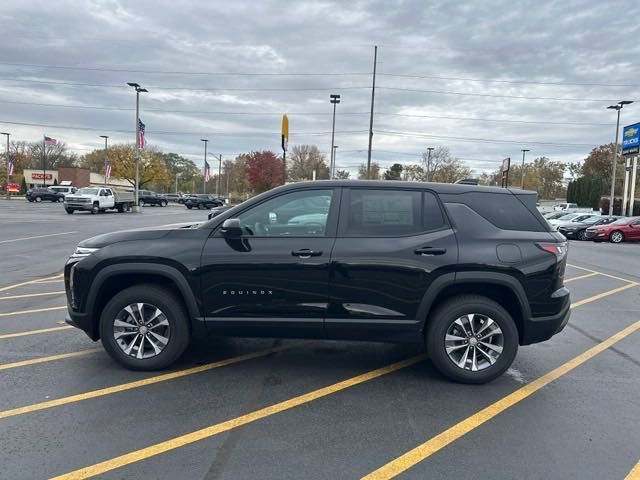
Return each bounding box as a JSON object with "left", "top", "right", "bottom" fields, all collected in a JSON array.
[
  {"left": 366, "top": 45, "right": 378, "bottom": 179},
  {"left": 217, "top": 154, "right": 222, "bottom": 197},
  {"left": 1, "top": 132, "right": 9, "bottom": 199},
  {"left": 329, "top": 94, "right": 340, "bottom": 179},
  {"left": 520, "top": 149, "right": 530, "bottom": 189},
  {"left": 127, "top": 82, "right": 148, "bottom": 212},
  {"left": 42, "top": 135, "right": 46, "bottom": 188},
  {"left": 607, "top": 101, "right": 633, "bottom": 215},
  {"left": 100, "top": 135, "right": 109, "bottom": 186},
  {"left": 426, "top": 147, "right": 434, "bottom": 182},
  {"left": 201, "top": 139, "right": 208, "bottom": 194}
]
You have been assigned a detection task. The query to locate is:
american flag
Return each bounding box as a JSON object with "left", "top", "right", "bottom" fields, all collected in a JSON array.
[
  {"left": 203, "top": 159, "right": 211, "bottom": 182},
  {"left": 137, "top": 119, "right": 145, "bottom": 149},
  {"left": 105, "top": 157, "right": 111, "bottom": 179},
  {"left": 44, "top": 136, "right": 57, "bottom": 145},
  {"left": 7, "top": 154, "right": 14, "bottom": 176}
]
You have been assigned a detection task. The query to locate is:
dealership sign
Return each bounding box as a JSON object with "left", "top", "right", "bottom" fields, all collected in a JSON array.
[
  {"left": 622, "top": 122, "right": 640, "bottom": 156},
  {"left": 31, "top": 173, "right": 53, "bottom": 180}
]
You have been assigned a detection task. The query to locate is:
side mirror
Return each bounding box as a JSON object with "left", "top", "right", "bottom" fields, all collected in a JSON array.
[{"left": 221, "top": 218, "right": 242, "bottom": 238}]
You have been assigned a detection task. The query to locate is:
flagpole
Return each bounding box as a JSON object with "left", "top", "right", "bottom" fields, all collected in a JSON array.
[
  {"left": 42, "top": 135, "right": 46, "bottom": 188},
  {"left": 217, "top": 154, "right": 222, "bottom": 197},
  {"left": 2, "top": 132, "right": 9, "bottom": 200}
]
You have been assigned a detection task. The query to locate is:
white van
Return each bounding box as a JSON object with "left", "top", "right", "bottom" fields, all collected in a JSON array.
[{"left": 49, "top": 185, "right": 77, "bottom": 197}]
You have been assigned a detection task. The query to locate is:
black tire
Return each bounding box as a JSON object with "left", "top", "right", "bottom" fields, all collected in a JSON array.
[
  {"left": 197, "top": 203, "right": 205, "bottom": 210},
  {"left": 91, "top": 203, "right": 99, "bottom": 214},
  {"left": 609, "top": 230, "right": 624, "bottom": 243},
  {"left": 117, "top": 205, "right": 124, "bottom": 213},
  {"left": 160, "top": 200, "right": 167, "bottom": 207},
  {"left": 426, "top": 295, "right": 519, "bottom": 384},
  {"left": 35, "top": 196, "right": 42, "bottom": 202},
  {"left": 57, "top": 197, "right": 64, "bottom": 202},
  {"left": 99, "top": 284, "right": 190, "bottom": 370},
  {"left": 65, "top": 208, "right": 74, "bottom": 214},
  {"left": 186, "top": 204, "right": 192, "bottom": 209}
]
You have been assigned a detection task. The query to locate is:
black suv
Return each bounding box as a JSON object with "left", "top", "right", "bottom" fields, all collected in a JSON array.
[
  {"left": 65, "top": 181, "right": 569, "bottom": 384},
  {"left": 183, "top": 194, "right": 224, "bottom": 210},
  {"left": 138, "top": 190, "right": 168, "bottom": 207},
  {"left": 26, "top": 187, "right": 65, "bottom": 203}
]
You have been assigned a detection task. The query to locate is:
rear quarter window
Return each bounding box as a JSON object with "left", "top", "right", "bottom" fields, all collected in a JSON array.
[{"left": 453, "top": 192, "right": 547, "bottom": 232}]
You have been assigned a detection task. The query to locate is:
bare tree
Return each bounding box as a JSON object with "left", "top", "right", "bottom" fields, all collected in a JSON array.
[
  {"left": 288, "top": 145, "right": 329, "bottom": 181},
  {"left": 421, "top": 146, "right": 472, "bottom": 183}
]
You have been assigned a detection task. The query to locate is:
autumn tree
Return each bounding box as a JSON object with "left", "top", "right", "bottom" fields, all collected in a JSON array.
[
  {"left": 582, "top": 143, "right": 619, "bottom": 181},
  {"left": 496, "top": 156, "right": 566, "bottom": 199},
  {"left": 245, "top": 150, "right": 284, "bottom": 193},
  {"left": 334, "top": 169, "right": 350, "bottom": 179},
  {"left": 401, "top": 164, "right": 426, "bottom": 181},
  {"left": 358, "top": 162, "right": 381, "bottom": 179},
  {"left": 288, "top": 145, "right": 329, "bottom": 181},
  {"left": 420, "top": 147, "right": 472, "bottom": 183},
  {"left": 225, "top": 155, "right": 252, "bottom": 198},
  {"left": 158, "top": 152, "right": 200, "bottom": 192},
  {"left": 383, "top": 163, "right": 403, "bottom": 180}
]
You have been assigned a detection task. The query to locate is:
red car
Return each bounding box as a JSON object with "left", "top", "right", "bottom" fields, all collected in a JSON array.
[{"left": 585, "top": 216, "right": 640, "bottom": 243}]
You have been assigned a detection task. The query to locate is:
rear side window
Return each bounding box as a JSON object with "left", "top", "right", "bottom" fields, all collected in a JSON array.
[
  {"left": 455, "top": 192, "right": 546, "bottom": 232},
  {"left": 345, "top": 189, "right": 445, "bottom": 236}
]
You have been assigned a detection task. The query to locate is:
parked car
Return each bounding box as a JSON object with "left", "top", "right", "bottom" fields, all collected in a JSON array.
[
  {"left": 165, "top": 193, "right": 182, "bottom": 203},
  {"left": 183, "top": 194, "right": 224, "bottom": 210},
  {"left": 543, "top": 211, "right": 567, "bottom": 220},
  {"left": 138, "top": 190, "right": 168, "bottom": 207},
  {"left": 558, "top": 216, "right": 619, "bottom": 241},
  {"left": 64, "top": 187, "right": 135, "bottom": 214},
  {"left": 49, "top": 185, "right": 77, "bottom": 197},
  {"left": 585, "top": 216, "right": 640, "bottom": 243},
  {"left": 553, "top": 213, "right": 599, "bottom": 230},
  {"left": 207, "top": 205, "right": 234, "bottom": 220},
  {"left": 553, "top": 202, "right": 578, "bottom": 211},
  {"left": 65, "top": 180, "right": 569, "bottom": 384},
  {"left": 547, "top": 212, "right": 594, "bottom": 228},
  {"left": 25, "top": 187, "right": 65, "bottom": 203}
]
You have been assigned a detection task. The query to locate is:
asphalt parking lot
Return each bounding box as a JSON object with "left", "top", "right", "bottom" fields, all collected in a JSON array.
[{"left": 1, "top": 199, "right": 639, "bottom": 480}]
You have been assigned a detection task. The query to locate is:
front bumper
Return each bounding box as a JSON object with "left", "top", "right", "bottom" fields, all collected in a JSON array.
[
  {"left": 65, "top": 309, "right": 98, "bottom": 341},
  {"left": 558, "top": 229, "right": 579, "bottom": 238},
  {"left": 521, "top": 287, "right": 571, "bottom": 345}
]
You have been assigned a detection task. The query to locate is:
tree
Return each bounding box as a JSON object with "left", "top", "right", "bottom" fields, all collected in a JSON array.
[
  {"left": 582, "top": 144, "right": 617, "bottom": 180},
  {"left": 158, "top": 152, "right": 200, "bottom": 192},
  {"left": 226, "top": 154, "right": 252, "bottom": 198},
  {"left": 245, "top": 151, "right": 284, "bottom": 193},
  {"left": 401, "top": 164, "right": 426, "bottom": 181},
  {"left": 567, "top": 176, "right": 606, "bottom": 208},
  {"left": 506, "top": 157, "right": 566, "bottom": 199},
  {"left": 478, "top": 170, "right": 501, "bottom": 186},
  {"left": 567, "top": 162, "right": 583, "bottom": 180},
  {"left": 383, "top": 163, "right": 403, "bottom": 180},
  {"left": 287, "top": 145, "right": 329, "bottom": 181},
  {"left": 19, "top": 176, "right": 27, "bottom": 194},
  {"left": 334, "top": 169, "right": 350, "bottom": 179},
  {"left": 358, "top": 162, "right": 380, "bottom": 179},
  {"left": 28, "top": 141, "right": 77, "bottom": 169},
  {"left": 420, "top": 147, "right": 472, "bottom": 183}
]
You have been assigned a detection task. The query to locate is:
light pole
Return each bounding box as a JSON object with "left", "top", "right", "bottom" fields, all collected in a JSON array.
[
  {"left": 1, "top": 132, "right": 9, "bottom": 200},
  {"left": 127, "top": 82, "right": 148, "bottom": 212},
  {"left": 520, "top": 149, "right": 530, "bottom": 189},
  {"left": 332, "top": 145, "right": 338, "bottom": 179},
  {"left": 201, "top": 139, "right": 208, "bottom": 194},
  {"left": 217, "top": 154, "right": 222, "bottom": 197},
  {"left": 329, "top": 94, "right": 341, "bottom": 180},
  {"left": 607, "top": 101, "right": 634, "bottom": 215},
  {"left": 100, "top": 135, "right": 109, "bottom": 186},
  {"left": 426, "top": 147, "right": 434, "bottom": 182}
]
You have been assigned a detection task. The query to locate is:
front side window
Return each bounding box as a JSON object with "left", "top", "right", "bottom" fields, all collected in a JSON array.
[{"left": 236, "top": 189, "right": 333, "bottom": 237}]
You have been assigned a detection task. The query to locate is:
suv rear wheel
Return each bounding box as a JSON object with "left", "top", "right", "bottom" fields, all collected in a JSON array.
[
  {"left": 426, "top": 295, "right": 518, "bottom": 384},
  {"left": 99, "top": 285, "right": 190, "bottom": 370}
]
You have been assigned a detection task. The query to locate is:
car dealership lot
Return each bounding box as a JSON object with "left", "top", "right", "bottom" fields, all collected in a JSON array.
[{"left": 0, "top": 200, "right": 639, "bottom": 480}]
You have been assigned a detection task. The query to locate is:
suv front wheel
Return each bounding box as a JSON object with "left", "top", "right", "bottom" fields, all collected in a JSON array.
[
  {"left": 99, "top": 285, "right": 190, "bottom": 370},
  {"left": 426, "top": 295, "right": 518, "bottom": 384}
]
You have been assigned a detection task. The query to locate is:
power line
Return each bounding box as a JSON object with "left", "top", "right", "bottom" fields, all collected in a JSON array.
[{"left": 375, "top": 130, "right": 597, "bottom": 147}]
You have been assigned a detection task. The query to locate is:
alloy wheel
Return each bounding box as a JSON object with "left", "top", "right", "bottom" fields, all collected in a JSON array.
[
  {"left": 611, "top": 231, "right": 623, "bottom": 243},
  {"left": 113, "top": 302, "right": 171, "bottom": 359},
  {"left": 444, "top": 313, "right": 504, "bottom": 372}
]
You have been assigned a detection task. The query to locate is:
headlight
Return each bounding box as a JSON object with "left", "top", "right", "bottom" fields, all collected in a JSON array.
[{"left": 70, "top": 246, "right": 100, "bottom": 259}]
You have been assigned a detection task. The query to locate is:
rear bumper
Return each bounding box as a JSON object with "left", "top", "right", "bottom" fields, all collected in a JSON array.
[{"left": 521, "top": 287, "right": 571, "bottom": 345}]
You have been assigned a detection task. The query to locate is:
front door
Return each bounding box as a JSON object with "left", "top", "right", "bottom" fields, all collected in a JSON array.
[
  {"left": 201, "top": 187, "right": 338, "bottom": 338},
  {"left": 327, "top": 187, "right": 458, "bottom": 342}
]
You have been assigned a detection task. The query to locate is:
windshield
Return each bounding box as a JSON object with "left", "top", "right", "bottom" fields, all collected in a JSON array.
[
  {"left": 557, "top": 213, "right": 578, "bottom": 221},
  {"left": 76, "top": 188, "right": 99, "bottom": 195},
  {"left": 581, "top": 216, "right": 602, "bottom": 224}
]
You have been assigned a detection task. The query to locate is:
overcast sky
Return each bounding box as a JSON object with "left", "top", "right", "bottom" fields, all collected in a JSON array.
[{"left": 1, "top": 0, "right": 639, "bottom": 175}]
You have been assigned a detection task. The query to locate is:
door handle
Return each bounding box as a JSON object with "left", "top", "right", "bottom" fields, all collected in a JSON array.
[
  {"left": 414, "top": 247, "right": 447, "bottom": 256},
  {"left": 291, "top": 249, "right": 323, "bottom": 259}
]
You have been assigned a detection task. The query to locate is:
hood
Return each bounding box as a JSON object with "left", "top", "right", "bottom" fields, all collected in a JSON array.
[{"left": 79, "top": 228, "right": 173, "bottom": 248}]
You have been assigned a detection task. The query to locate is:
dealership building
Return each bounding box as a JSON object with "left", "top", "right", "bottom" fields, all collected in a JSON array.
[{"left": 23, "top": 167, "right": 130, "bottom": 189}]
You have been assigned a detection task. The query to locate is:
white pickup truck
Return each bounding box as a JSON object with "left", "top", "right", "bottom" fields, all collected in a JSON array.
[{"left": 64, "top": 187, "right": 135, "bottom": 214}]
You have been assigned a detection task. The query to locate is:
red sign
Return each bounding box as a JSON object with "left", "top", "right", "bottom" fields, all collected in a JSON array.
[
  {"left": 6, "top": 183, "right": 19, "bottom": 192},
  {"left": 32, "top": 173, "right": 53, "bottom": 180}
]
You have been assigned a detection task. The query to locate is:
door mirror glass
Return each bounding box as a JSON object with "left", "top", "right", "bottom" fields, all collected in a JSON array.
[{"left": 221, "top": 218, "right": 243, "bottom": 238}]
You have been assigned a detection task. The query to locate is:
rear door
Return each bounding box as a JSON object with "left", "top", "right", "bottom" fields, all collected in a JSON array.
[{"left": 327, "top": 187, "right": 457, "bottom": 342}]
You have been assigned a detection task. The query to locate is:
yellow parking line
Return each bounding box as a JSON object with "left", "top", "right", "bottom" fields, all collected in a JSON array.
[
  {"left": 0, "top": 348, "right": 101, "bottom": 371},
  {"left": 570, "top": 283, "right": 637, "bottom": 309},
  {"left": 567, "top": 263, "right": 637, "bottom": 285},
  {"left": 0, "top": 326, "right": 73, "bottom": 339},
  {"left": 625, "top": 459, "right": 640, "bottom": 480},
  {"left": 49, "top": 353, "right": 426, "bottom": 480},
  {"left": 0, "top": 306, "right": 66, "bottom": 317},
  {"left": 361, "top": 319, "right": 640, "bottom": 480},
  {"left": 0, "top": 273, "right": 64, "bottom": 293},
  {"left": 564, "top": 272, "right": 598, "bottom": 283},
  {"left": 0, "top": 342, "right": 305, "bottom": 420},
  {"left": 0, "top": 291, "right": 65, "bottom": 301}
]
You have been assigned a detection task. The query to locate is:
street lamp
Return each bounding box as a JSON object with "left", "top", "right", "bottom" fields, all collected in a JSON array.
[
  {"left": 332, "top": 145, "right": 339, "bottom": 179},
  {"left": 520, "top": 149, "right": 530, "bottom": 189},
  {"left": 426, "top": 147, "right": 434, "bottom": 182},
  {"left": 127, "top": 82, "right": 148, "bottom": 212},
  {"left": 100, "top": 135, "right": 108, "bottom": 186},
  {"left": 607, "top": 100, "right": 634, "bottom": 215},
  {"left": 201, "top": 139, "right": 208, "bottom": 194},
  {"left": 329, "top": 94, "right": 341, "bottom": 180},
  {"left": 1, "top": 132, "right": 10, "bottom": 200}
]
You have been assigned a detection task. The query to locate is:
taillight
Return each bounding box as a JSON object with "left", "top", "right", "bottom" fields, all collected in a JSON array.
[{"left": 537, "top": 242, "right": 568, "bottom": 259}]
